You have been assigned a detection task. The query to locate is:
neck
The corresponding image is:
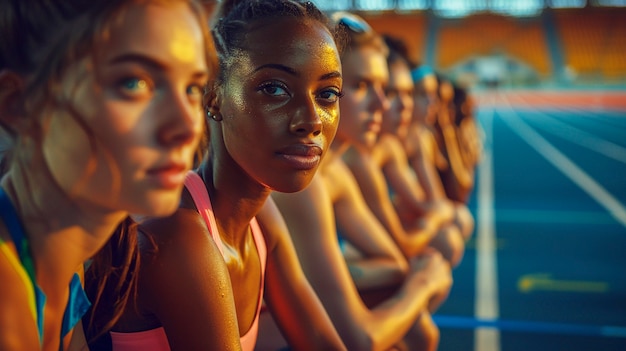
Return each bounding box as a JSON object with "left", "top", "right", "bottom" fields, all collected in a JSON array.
[
  {"left": 200, "top": 156, "right": 270, "bottom": 245},
  {"left": 328, "top": 139, "right": 350, "bottom": 159},
  {"left": 2, "top": 163, "right": 127, "bottom": 290}
]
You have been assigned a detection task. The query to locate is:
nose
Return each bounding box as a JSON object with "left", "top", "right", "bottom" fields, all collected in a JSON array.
[
  {"left": 289, "top": 97, "right": 322, "bottom": 137},
  {"left": 157, "top": 90, "right": 203, "bottom": 147},
  {"left": 399, "top": 92, "right": 412, "bottom": 112},
  {"left": 371, "top": 84, "right": 390, "bottom": 114}
]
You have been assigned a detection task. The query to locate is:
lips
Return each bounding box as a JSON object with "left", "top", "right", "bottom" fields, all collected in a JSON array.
[
  {"left": 365, "top": 120, "right": 382, "bottom": 134},
  {"left": 146, "top": 162, "right": 188, "bottom": 189},
  {"left": 276, "top": 144, "right": 323, "bottom": 170}
]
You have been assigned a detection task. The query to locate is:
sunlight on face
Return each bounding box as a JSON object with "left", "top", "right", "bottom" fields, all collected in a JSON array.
[
  {"left": 216, "top": 17, "right": 342, "bottom": 193},
  {"left": 43, "top": 2, "right": 208, "bottom": 216},
  {"left": 337, "top": 46, "right": 388, "bottom": 149},
  {"left": 170, "top": 26, "right": 197, "bottom": 63}
]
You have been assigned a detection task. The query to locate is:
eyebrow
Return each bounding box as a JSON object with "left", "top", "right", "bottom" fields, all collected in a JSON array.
[
  {"left": 109, "top": 53, "right": 168, "bottom": 70},
  {"left": 254, "top": 63, "right": 342, "bottom": 81},
  {"left": 320, "top": 71, "right": 342, "bottom": 81},
  {"left": 108, "top": 53, "right": 209, "bottom": 77},
  {"left": 254, "top": 63, "right": 297, "bottom": 75}
]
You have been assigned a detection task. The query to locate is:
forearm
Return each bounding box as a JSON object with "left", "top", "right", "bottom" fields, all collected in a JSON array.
[
  {"left": 269, "top": 289, "right": 346, "bottom": 351},
  {"left": 408, "top": 140, "right": 447, "bottom": 203},
  {"left": 347, "top": 258, "right": 406, "bottom": 291},
  {"left": 441, "top": 125, "right": 473, "bottom": 189},
  {"left": 400, "top": 229, "right": 435, "bottom": 259},
  {"left": 364, "top": 279, "right": 437, "bottom": 351},
  {"left": 402, "top": 213, "right": 448, "bottom": 258}
]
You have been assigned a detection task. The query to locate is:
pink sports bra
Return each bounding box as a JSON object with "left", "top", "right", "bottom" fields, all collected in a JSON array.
[{"left": 110, "top": 171, "right": 267, "bottom": 351}]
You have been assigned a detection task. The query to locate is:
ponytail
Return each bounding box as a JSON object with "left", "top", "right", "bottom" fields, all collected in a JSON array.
[{"left": 84, "top": 216, "right": 139, "bottom": 346}]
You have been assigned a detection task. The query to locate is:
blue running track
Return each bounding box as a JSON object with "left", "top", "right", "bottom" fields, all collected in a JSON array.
[{"left": 436, "top": 90, "right": 626, "bottom": 351}]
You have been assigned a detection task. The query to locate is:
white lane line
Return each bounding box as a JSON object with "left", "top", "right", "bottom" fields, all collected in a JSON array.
[
  {"left": 524, "top": 111, "right": 626, "bottom": 164},
  {"left": 498, "top": 102, "right": 626, "bottom": 229},
  {"left": 475, "top": 105, "right": 500, "bottom": 351}
]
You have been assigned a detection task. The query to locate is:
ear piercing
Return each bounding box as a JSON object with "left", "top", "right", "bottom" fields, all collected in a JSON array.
[{"left": 207, "top": 109, "right": 222, "bottom": 121}]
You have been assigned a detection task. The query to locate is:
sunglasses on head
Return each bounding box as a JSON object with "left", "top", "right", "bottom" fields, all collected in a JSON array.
[{"left": 331, "top": 11, "right": 372, "bottom": 34}]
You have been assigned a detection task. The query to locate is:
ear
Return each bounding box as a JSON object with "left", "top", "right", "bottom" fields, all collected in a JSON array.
[
  {"left": 0, "top": 70, "right": 26, "bottom": 133},
  {"left": 206, "top": 83, "right": 222, "bottom": 115}
]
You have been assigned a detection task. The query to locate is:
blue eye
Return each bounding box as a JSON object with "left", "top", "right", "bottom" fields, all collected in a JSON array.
[
  {"left": 187, "top": 84, "right": 203, "bottom": 97},
  {"left": 120, "top": 78, "right": 148, "bottom": 92}
]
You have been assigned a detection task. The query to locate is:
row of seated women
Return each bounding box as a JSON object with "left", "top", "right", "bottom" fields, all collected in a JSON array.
[
  {"left": 257, "top": 14, "right": 483, "bottom": 351},
  {"left": 0, "top": 0, "right": 481, "bottom": 350}
]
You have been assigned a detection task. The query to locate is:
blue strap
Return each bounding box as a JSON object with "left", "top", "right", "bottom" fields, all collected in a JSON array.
[{"left": 61, "top": 273, "right": 91, "bottom": 338}]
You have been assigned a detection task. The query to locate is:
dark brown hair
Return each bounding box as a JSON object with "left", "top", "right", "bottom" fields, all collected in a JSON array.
[
  {"left": 210, "top": 0, "right": 339, "bottom": 87},
  {"left": 383, "top": 34, "right": 414, "bottom": 68}
]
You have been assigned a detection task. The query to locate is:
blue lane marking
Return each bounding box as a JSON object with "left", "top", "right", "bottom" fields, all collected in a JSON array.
[{"left": 433, "top": 315, "right": 626, "bottom": 338}]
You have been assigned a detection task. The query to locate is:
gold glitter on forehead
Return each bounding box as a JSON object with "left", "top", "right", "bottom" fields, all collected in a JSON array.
[{"left": 169, "top": 27, "right": 196, "bottom": 63}]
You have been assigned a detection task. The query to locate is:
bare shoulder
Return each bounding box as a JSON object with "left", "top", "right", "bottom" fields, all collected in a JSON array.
[
  {"left": 136, "top": 202, "right": 233, "bottom": 314},
  {"left": 255, "top": 196, "right": 288, "bottom": 251},
  {"left": 270, "top": 173, "right": 333, "bottom": 233},
  {"left": 138, "top": 205, "right": 214, "bottom": 263},
  {"left": 271, "top": 173, "right": 329, "bottom": 214},
  {"left": 322, "top": 157, "right": 356, "bottom": 203},
  {"left": 377, "top": 135, "right": 407, "bottom": 161},
  {"left": 136, "top": 184, "right": 224, "bottom": 286},
  {"left": 372, "top": 135, "right": 394, "bottom": 165}
]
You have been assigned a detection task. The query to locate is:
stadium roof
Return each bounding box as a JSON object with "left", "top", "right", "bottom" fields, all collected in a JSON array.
[{"left": 311, "top": 0, "right": 626, "bottom": 17}]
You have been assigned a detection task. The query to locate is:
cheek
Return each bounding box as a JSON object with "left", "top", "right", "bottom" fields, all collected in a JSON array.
[
  {"left": 321, "top": 113, "right": 339, "bottom": 145},
  {"left": 84, "top": 104, "right": 152, "bottom": 183},
  {"left": 43, "top": 111, "right": 93, "bottom": 181},
  {"left": 94, "top": 101, "right": 147, "bottom": 138}
]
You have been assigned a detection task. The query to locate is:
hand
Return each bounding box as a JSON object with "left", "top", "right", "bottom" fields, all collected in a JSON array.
[
  {"left": 406, "top": 249, "right": 452, "bottom": 298},
  {"left": 426, "top": 200, "right": 455, "bottom": 223}
]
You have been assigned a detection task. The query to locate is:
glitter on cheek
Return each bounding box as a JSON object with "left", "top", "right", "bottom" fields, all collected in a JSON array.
[{"left": 320, "top": 108, "right": 340, "bottom": 136}]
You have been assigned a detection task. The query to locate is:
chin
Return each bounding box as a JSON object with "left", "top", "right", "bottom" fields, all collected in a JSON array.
[
  {"left": 269, "top": 174, "right": 315, "bottom": 194},
  {"left": 133, "top": 191, "right": 182, "bottom": 217}
]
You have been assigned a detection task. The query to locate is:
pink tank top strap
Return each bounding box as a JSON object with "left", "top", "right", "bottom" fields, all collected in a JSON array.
[
  {"left": 110, "top": 327, "right": 170, "bottom": 351},
  {"left": 250, "top": 217, "right": 267, "bottom": 274},
  {"left": 184, "top": 171, "right": 225, "bottom": 257},
  {"left": 184, "top": 171, "right": 267, "bottom": 351},
  {"left": 110, "top": 172, "right": 267, "bottom": 351},
  {"left": 240, "top": 217, "right": 266, "bottom": 350}
]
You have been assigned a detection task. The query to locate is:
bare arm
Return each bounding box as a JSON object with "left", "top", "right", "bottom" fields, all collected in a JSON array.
[
  {"left": 459, "top": 117, "right": 483, "bottom": 169},
  {"left": 256, "top": 197, "right": 346, "bottom": 351},
  {"left": 139, "top": 210, "right": 242, "bottom": 351},
  {"left": 343, "top": 147, "right": 449, "bottom": 259},
  {"left": 406, "top": 128, "right": 449, "bottom": 202},
  {"left": 376, "top": 136, "right": 430, "bottom": 215},
  {"left": 272, "top": 174, "right": 451, "bottom": 351},
  {"left": 325, "top": 159, "right": 408, "bottom": 290},
  {"left": 437, "top": 108, "right": 474, "bottom": 193}
]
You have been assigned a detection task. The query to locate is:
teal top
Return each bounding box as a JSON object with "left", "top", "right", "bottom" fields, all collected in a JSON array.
[{"left": 0, "top": 188, "right": 91, "bottom": 349}]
